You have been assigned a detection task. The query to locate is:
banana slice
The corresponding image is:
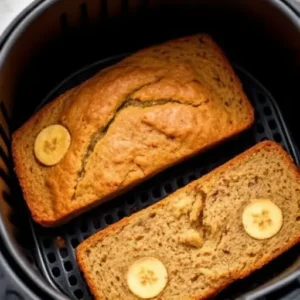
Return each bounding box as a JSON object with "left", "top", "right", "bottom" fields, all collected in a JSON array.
[
  {"left": 242, "top": 199, "right": 283, "bottom": 240},
  {"left": 127, "top": 257, "right": 168, "bottom": 299},
  {"left": 34, "top": 124, "right": 71, "bottom": 166}
]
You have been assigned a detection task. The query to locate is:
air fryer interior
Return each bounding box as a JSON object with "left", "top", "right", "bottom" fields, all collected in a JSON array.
[{"left": 1, "top": 0, "right": 300, "bottom": 299}]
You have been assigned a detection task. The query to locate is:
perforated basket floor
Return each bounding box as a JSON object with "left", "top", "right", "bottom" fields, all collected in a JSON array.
[{"left": 29, "top": 56, "right": 300, "bottom": 300}]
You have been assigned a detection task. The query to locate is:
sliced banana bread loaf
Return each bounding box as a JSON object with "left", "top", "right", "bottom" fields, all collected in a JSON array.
[
  {"left": 76, "top": 141, "right": 300, "bottom": 300},
  {"left": 12, "top": 34, "right": 253, "bottom": 226}
]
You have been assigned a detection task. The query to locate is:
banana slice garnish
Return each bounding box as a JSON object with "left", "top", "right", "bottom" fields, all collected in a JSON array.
[
  {"left": 34, "top": 124, "right": 71, "bottom": 166},
  {"left": 242, "top": 199, "right": 283, "bottom": 240},
  {"left": 127, "top": 257, "right": 168, "bottom": 299}
]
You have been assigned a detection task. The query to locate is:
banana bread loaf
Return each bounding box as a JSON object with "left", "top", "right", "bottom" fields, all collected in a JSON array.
[
  {"left": 12, "top": 34, "right": 254, "bottom": 226},
  {"left": 76, "top": 141, "right": 300, "bottom": 300}
]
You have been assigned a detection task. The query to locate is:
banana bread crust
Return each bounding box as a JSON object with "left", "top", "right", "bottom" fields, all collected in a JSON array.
[{"left": 12, "top": 34, "right": 254, "bottom": 226}]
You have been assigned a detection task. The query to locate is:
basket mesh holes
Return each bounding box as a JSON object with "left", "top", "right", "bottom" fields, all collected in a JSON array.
[
  {"left": 140, "top": 192, "right": 149, "bottom": 203},
  {"left": 80, "top": 220, "right": 88, "bottom": 233},
  {"left": 69, "top": 275, "right": 77, "bottom": 286},
  {"left": 177, "top": 177, "right": 185, "bottom": 188},
  {"left": 59, "top": 247, "right": 68, "bottom": 258},
  {"left": 255, "top": 110, "right": 260, "bottom": 119},
  {"left": 71, "top": 238, "right": 79, "bottom": 248},
  {"left": 47, "top": 252, "right": 56, "bottom": 264},
  {"left": 164, "top": 183, "right": 173, "bottom": 194},
  {"left": 64, "top": 261, "right": 73, "bottom": 272},
  {"left": 268, "top": 119, "right": 277, "bottom": 130},
  {"left": 105, "top": 214, "right": 114, "bottom": 225},
  {"left": 117, "top": 210, "right": 126, "bottom": 220},
  {"left": 263, "top": 106, "right": 272, "bottom": 116},
  {"left": 74, "top": 289, "right": 84, "bottom": 299},
  {"left": 152, "top": 187, "right": 161, "bottom": 198},
  {"left": 52, "top": 267, "right": 61, "bottom": 278},
  {"left": 93, "top": 218, "right": 101, "bottom": 229}
]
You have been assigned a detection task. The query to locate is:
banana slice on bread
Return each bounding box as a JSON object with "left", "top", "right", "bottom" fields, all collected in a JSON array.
[
  {"left": 242, "top": 199, "right": 283, "bottom": 240},
  {"left": 34, "top": 124, "right": 71, "bottom": 166},
  {"left": 127, "top": 257, "right": 168, "bottom": 299}
]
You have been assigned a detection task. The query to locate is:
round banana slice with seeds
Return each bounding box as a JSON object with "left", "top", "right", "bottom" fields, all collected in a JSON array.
[
  {"left": 127, "top": 257, "right": 168, "bottom": 299},
  {"left": 242, "top": 199, "right": 283, "bottom": 240},
  {"left": 34, "top": 124, "right": 71, "bottom": 166}
]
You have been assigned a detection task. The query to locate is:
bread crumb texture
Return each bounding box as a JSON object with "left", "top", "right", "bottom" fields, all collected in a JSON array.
[
  {"left": 12, "top": 34, "right": 253, "bottom": 226},
  {"left": 76, "top": 141, "right": 300, "bottom": 300}
]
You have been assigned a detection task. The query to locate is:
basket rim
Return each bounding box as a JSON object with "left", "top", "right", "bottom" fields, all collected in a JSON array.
[{"left": 0, "top": 0, "right": 299, "bottom": 299}]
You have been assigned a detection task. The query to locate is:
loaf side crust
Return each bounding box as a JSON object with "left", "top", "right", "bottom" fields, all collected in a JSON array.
[{"left": 12, "top": 34, "right": 254, "bottom": 226}]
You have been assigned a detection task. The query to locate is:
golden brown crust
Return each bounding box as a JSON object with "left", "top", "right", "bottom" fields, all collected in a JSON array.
[
  {"left": 76, "top": 141, "right": 300, "bottom": 300},
  {"left": 12, "top": 33, "right": 254, "bottom": 227}
]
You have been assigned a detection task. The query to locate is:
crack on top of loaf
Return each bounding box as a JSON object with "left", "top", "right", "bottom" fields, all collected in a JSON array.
[
  {"left": 71, "top": 78, "right": 163, "bottom": 200},
  {"left": 71, "top": 79, "right": 210, "bottom": 200},
  {"left": 116, "top": 156, "right": 147, "bottom": 188},
  {"left": 117, "top": 168, "right": 137, "bottom": 188}
]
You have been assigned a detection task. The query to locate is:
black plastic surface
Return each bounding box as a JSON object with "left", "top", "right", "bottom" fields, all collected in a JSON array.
[
  {"left": 28, "top": 55, "right": 300, "bottom": 300},
  {"left": 0, "top": 248, "right": 40, "bottom": 300}
]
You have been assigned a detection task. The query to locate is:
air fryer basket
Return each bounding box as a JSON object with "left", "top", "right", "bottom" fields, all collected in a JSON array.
[{"left": 1, "top": 0, "right": 300, "bottom": 299}]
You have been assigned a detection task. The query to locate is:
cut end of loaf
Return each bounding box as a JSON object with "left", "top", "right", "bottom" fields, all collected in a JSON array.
[{"left": 76, "top": 140, "right": 300, "bottom": 300}]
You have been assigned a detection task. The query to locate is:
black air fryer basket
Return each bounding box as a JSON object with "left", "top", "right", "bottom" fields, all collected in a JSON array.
[{"left": 1, "top": 0, "right": 300, "bottom": 299}]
